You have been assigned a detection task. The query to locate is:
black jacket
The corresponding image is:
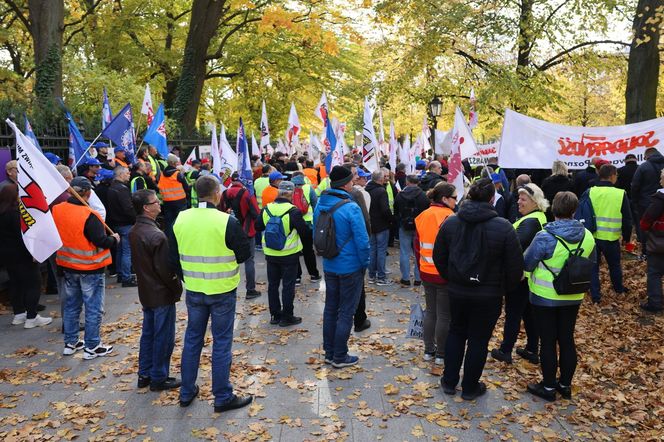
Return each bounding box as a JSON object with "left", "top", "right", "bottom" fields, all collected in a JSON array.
[
  {"left": 617, "top": 162, "right": 638, "bottom": 199},
  {"left": 432, "top": 200, "right": 524, "bottom": 298},
  {"left": 365, "top": 181, "right": 393, "bottom": 233},
  {"left": 419, "top": 172, "right": 444, "bottom": 192},
  {"left": 107, "top": 180, "right": 136, "bottom": 227},
  {"left": 0, "top": 209, "right": 33, "bottom": 265},
  {"left": 255, "top": 197, "right": 312, "bottom": 263},
  {"left": 394, "top": 185, "right": 430, "bottom": 228},
  {"left": 572, "top": 166, "right": 597, "bottom": 197},
  {"left": 632, "top": 152, "right": 664, "bottom": 210},
  {"left": 494, "top": 190, "right": 512, "bottom": 220},
  {"left": 129, "top": 215, "right": 182, "bottom": 308},
  {"left": 541, "top": 174, "right": 573, "bottom": 220},
  {"left": 515, "top": 211, "right": 545, "bottom": 250}
]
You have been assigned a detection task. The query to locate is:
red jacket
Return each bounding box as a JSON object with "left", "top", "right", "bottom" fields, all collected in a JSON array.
[{"left": 220, "top": 182, "right": 260, "bottom": 238}]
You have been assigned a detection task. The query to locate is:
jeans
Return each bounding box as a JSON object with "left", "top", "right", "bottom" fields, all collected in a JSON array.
[
  {"left": 63, "top": 272, "right": 105, "bottom": 349},
  {"left": 115, "top": 225, "right": 133, "bottom": 282},
  {"left": 499, "top": 279, "right": 538, "bottom": 354},
  {"left": 646, "top": 253, "right": 664, "bottom": 308},
  {"left": 443, "top": 295, "right": 502, "bottom": 393},
  {"left": 138, "top": 304, "right": 176, "bottom": 384},
  {"left": 180, "top": 289, "right": 236, "bottom": 406},
  {"left": 399, "top": 228, "right": 420, "bottom": 282},
  {"left": 5, "top": 259, "right": 41, "bottom": 318},
  {"left": 423, "top": 282, "right": 451, "bottom": 357},
  {"left": 323, "top": 269, "right": 364, "bottom": 362},
  {"left": 590, "top": 239, "right": 624, "bottom": 301},
  {"left": 266, "top": 260, "right": 298, "bottom": 318},
  {"left": 244, "top": 241, "right": 256, "bottom": 292},
  {"left": 369, "top": 230, "right": 389, "bottom": 279},
  {"left": 532, "top": 304, "right": 580, "bottom": 387}
]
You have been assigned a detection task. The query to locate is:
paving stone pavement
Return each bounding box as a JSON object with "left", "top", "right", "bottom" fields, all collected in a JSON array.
[{"left": 0, "top": 251, "right": 590, "bottom": 441}]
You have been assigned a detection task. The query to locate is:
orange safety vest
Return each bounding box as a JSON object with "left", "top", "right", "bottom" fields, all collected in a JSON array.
[
  {"left": 319, "top": 165, "right": 328, "bottom": 179},
  {"left": 158, "top": 173, "right": 186, "bottom": 202},
  {"left": 303, "top": 168, "right": 319, "bottom": 187},
  {"left": 115, "top": 157, "right": 129, "bottom": 168},
  {"left": 262, "top": 185, "right": 278, "bottom": 207},
  {"left": 414, "top": 204, "right": 454, "bottom": 275},
  {"left": 52, "top": 202, "right": 112, "bottom": 271}
]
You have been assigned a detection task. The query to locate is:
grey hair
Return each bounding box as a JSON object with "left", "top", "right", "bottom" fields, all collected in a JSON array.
[
  {"left": 371, "top": 170, "right": 384, "bottom": 182},
  {"left": 167, "top": 153, "right": 179, "bottom": 166},
  {"left": 56, "top": 164, "right": 72, "bottom": 180},
  {"left": 114, "top": 166, "right": 128, "bottom": 178},
  {"left": 277, "top": 189, "right": 293, "bottom": 198}
]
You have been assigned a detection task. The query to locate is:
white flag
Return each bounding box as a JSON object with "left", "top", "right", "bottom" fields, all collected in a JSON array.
[
  {"left": 315, "top": 91, "right": 329, "bottom": 123},
  {"left": 141, "top": 84, "right": 154, "bottom": 126},
  {"left": 183, "top": 148, "right": 197, "bottom": 172},
  {"left": 389, "top": 120, "right": 397, "bottom": 172},
  {"left": 362, "top": 98, "right": 380, "bottom": 172},
  {"left": 307, "top": 132, "right": 315, "bottom": 162},
  {"left": 287, "top": 102, "right": 301, "bottom": 152},
  {"left": 378, "top": 107, "right": 386, "bottom": 144},
  {"left": 449, "top": 107, "right": 476, "bottom": 201},
  {"left": 6, "top": 118, "right": 70, "bottom": 263},
  {"left": 251, "top": 132, "right": 260, "bottom": 157},
  {"left": 310, "top": 134, "right": 322, "bottom": 167},
  {"left": 219, "top": 124, "right": 237, "bottom": 180},
  {"left": 403, "top": 135, "right": 414, "bottom": 174},
  {"left": 468, "top": 88, "right": 478, "bottom": 129},
  {"left": 210, "top": 124, "right": 222, "bottom": 176},
  {"left": 260, "top": 100, "right": 270, "bottom": 151},
  {"left": 421, "top": 117, "right": 432, "bottom": 154}
]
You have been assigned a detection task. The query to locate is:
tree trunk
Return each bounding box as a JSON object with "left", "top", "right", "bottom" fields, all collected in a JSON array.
[
  {"left": 172, "top": 0, "right": 226, "bottom": 135},
  {"left": 28, "top": 0, "right": 64, "bottom": 110},
  {"left": 625, "top": 0, "right": 660, "bottom": 123},
  {"left": 516, "top": 0, "right": 534, "bottom": 72}
]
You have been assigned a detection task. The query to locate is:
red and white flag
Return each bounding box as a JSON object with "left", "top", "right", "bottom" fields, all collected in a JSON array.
[
  {"left": 6, "top": 118, "right": 70, "bottom": 263},
  {"left": 260, "top": 100, "right": 270, "bottom": 151},
  {"left": 314, "top": 92, "right": 329, "bottom": 124},
  {"left": 468, "top": 88, "right": 478, "bottom": 129},
  {"left": 141, "top": 84, "right": 154, "bottom": 126},
  {"left": 362, "top": 98, "right": 380, "bottom": 172},
  {"left": 449, "top": 107, "right": 476, "bottom": 201},
  {"left": 287, "top": 102, "right": 301, "bottom": 151}
]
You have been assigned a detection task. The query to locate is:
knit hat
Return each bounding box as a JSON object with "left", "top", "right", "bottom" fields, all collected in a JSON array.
[
  {"left": 329, "top": 165, "right": 353, "bottom": 188},
  {"left": 291, "top": 175, "right": 305, "bottom": 186},
  {"left": 70, "top": 176, "right": 92, "bottom": 191},
  {"left": 278, "top": 181, "right": 295, "bottom": 192}
]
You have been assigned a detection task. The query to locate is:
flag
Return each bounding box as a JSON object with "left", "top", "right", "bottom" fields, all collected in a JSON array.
[
  {"left": 323, "top": 114, "right": 339, "bottom": 173},
  {"left": 24, "top": 115, "right": 41, "bottom": 152},
  {"left": 362, "top": 98, "right": 379, "bottom": 172},
  {"left": 378, "top": 108, "right": 385, "bottom": 144},
  {"left": 307, "top": 132, "right": 315, "bottom": 162},
  {"left": 421, "top": 117, "right": 432, "bottom": 154},
  {"left": 260, "top": 100, "right": 270, "bottom": 151},
  {"left": 310, "top": 133, "right": 322, "bottom": 167},
  {"left": 210, "top": 124, "right": 222, "bottom": 176},
  {"left": 143, "top": 103, "right": 168, "bottom": 158},
  {"left": 251, "top": 132, "right": 261, "bottom": 157},
  {"left": 276, "top": 138, "right": 286, "bottom": 154},
  {"left": 389, "top": 120, "right": 397, "bottom": 172},
  {"left": 219, "top": 124, "right": 237, "bottom": 181},
  {"left": 315, "top": 91, "right": 329, "bottom": 123},
  {"left": 142, "top": 84, "right": 154, "bottom": 126},
  {"left": 102, "top": 103, "right": 137, "bottom": 164},
  {"left": 449, "top": 107, "right": 475, "bottom": 201},
  {"left": 237, "top": 118, "right": 254, "bottom": 195},
  {"left": 183, "top": 148, "right": 198, "bottom": 172},
  {"left": 6, "top": 119, "right": 70, "bottom": 263},
  {"left": 66, "top": 111, "right": 90, "bottom": 168},
  {"left": 287, "top": 102, "right": 300, "bottom": 151},
  {"left": 403, "top": 135, "right": 414, "bottom": 174},
  {"left": 102, "top": 87, "right": 113, "bottom": 130},
  {"left": 468, "top": 88, "right": 478, "bottom": 129}
]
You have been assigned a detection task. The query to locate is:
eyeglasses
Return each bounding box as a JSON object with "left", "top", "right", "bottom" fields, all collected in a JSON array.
[
  {"left": 517, "top": 185, "right": 534, "bottom": 196},
  {"left": 145, "top": 200, "right": 160, "bottom": 206},
  {"left": 450, "top": 194, "right": 458, "bottom": 199}
]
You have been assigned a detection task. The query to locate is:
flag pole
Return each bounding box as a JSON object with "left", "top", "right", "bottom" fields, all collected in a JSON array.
[
  {"left": 72, "top": 131, "right": 104, "bottom": 169},
  {"left": 67, "top": 186, "right": 115, "bottom": 235}
]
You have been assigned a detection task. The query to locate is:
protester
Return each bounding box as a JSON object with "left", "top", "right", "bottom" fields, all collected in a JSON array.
[
  {"left": 1, "top": 159, "right": 18, "bottom": 188},
  {"left": 486, "top": 157, "right": 510, "bottom": 191},
  {"left": 158, "top": 154, "right": 188, "bottom": 237},
  {"left": 384, "top": 167, "right": 399, "bottom": 248},
  {"left": 254, "top": 165, "right": 272, "bottom": 209},
  {"left": 262, "top": 171, "right": 285, "bottom": 207},
  {"left": 220, "top": 173, "right": 261, "bottom": 300},
  {"left": 184, "top": 159, "right": 202, "bottom": 206},
  {"left": 492, "top": 183, "right": 548, "bottom": 365},
  {"left": 509, "top": 174, "right": 531, "bottom": 221},
  {"left": 173, "top": 175, "right": 253, "bottom": 412},
  {"left": 414, "top": 182, "right": 456, "bottom": 365},
  {"left": 107, "top": 166, "right": 138, "bottom": 287},
  {"left": 524, "top": 192, "right": 596, "bottom": 401},
  {"left": 314, "top": 166, "right": 370, "bottom": 368},
  {"left": 632, "top": 148, "right": 664, "bottom": 258},
  {"left": 394, "top": 163, "right": 407, "bottom": 189},
  {"left": 255, "top": 181, "right": 309, "bottom": 326},
  {"left": 572, "top": 157, "right": 602, "bottom": 197},
  {"left": 433, "top": 178, "right": 524, "bottom": 400},
  {"left": 617, "top": 154, "right": 638, "bottom": 199},
  {"left": 638, "top": 168, "right": 664, "bottom": 313},
  {"left": 291, "top": 173, "right": 321, "bottom": 284},
  {"left": 420, "top": 161, "right": 444, "bottom": 191},
  {"left": 129, "top": 189, "right": 182, "bottom": 391},
  {"left": 366, "top": 169, "right": 394, "bottom": 285},
  {"left": 588, "top": 164, "right": 631, "bottom": 303},
  {"left": 303, "top": 160, "right": 319, "bottom": 187},
  {"left": 541, "top": 160, "right": 572, "bottom": 221},
  {"left": 0, "top": 183, "right": 51, "bottom": 328},
  {"left": 114, "top": 147, "right": 129, "bottom": 168},
  {"left": 491, "top": 173, "right": 512, "bottom": 220},
  {"left": 53, "top": 177, "right": 118, "bottom": 359},
  {"left": 394, "top": 175, "right": 429, "bottom": 286},
  {"left": 44, "top": 152, "right": 63, "bottom": 166}
]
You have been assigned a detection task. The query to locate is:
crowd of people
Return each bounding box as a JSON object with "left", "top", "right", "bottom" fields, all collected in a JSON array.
[{"left": 2, "top": 142, "right": 664, "bottom": 411}]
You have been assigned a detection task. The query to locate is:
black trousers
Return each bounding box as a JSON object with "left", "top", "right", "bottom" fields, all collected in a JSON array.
[
  {"left": 266, "top": 260, "right": 298, "bottom": 318},
  {"left": 500, "top": 279, "right": 538, "bottom": 354},
  {"left": 443, "top": 295, "right": 502, "bottom": 393},
  {"left": 532, "top": 304, "right": 580, "bottom": 387},
  {"left": 353, "top": 285, "right": 367, "bottom": 327},
  {"left": 297, "top": 240, "right": 320, "bottom": 279},
  {"left": 6, "top": 259, "right": 42, "bottom": 318}
]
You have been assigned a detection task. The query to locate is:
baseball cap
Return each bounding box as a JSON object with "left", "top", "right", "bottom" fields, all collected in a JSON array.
[
  {"left": 70, "top": 176, "right": 92, "bottom": 191},
  {"left": 44, "top": 152, "right": 62, "bottom": 165},
  {"left": 93, "top": 142, "right": 109, "bottom": 148},
  {"left": 357, "top": 168, "right": 371, "bottom": 178},
  {"left": 269, "top": 171, "right": 286, "bottom": 181},
  {"left": 278, "top": 181, "right": 295, "bottom": 192},
  {"left": 85, "top": 157, "right": 102, "bottom": 166},
  {"left": 291, "top": 175, "right": 305, "bottom": 185},
  {"left": 113, "top": 146, "right": 125, "bottom": 153}
]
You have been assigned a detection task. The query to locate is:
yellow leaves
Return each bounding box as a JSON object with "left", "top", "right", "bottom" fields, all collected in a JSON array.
[
  {"left": 247, "top": 402, "right": 263, "bottom": 417},
  {"left": 152, "top": 426, "right": 163, "bottom": 433},
  {"left": 411, "top": 424, "right": 425, "bottom": 438},
  {"left": 191, "top": 426, "right": 220, "bottom": 440},
  {"left": 31, "top": 411, "right": 49, "bottom": 421},
  {"left": 383, "top": 383, "right": 400, "bottom": 395}
]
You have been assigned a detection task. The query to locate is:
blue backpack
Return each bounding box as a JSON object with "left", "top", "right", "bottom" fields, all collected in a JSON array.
[
  {"left": 263, "top": 206, "right": 290, "bottom": 250},
  {"left": 575, "top": 189, "right": 596, "bottom": 232}
]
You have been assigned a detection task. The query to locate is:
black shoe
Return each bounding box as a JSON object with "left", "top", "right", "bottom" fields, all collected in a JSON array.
[
  {"left": 245, "top": 290, "right": 261, "bottom": 300},
  {"left": 413, "top": 280, "right": 422, "bottom": 287},
  {"left": 461, "top": 382, "right": 487, "bottom": 401},
  {"left": 516, "top": 347, "right": 539, "bottom": 364},
  {"left": 527, "top": 382, "right": 556, "bottom": 402},
  {"left": 150, "top": 378, "right": 181, "bottom": 391},
  {"left": 122, "top": 279, "right": 138, "bottom": 288},
  {"left": 269, "top": 315, "right": 281, "bottom": 325},
  {"left": 279, "top": 316, "right": 302, "bottom": 327},
  {"left": 138, "top": 375, "right": 151, "bottom": 388},
  {"left": 180, "top": 385, "right": 199, "bottom": 407},
  {"left": 555, "top": 382, "right": 572, "bottom": 400},
  {"left": 440, "top": 378, "right": 456, "bottom": 396},
  {"left": 399, "top": 279, "right": 411, "bottom": 286},
  {"left": 354, "top": 319, "right": 371, "bottom": 332},
  {"left": 214, "top": 395, "right": 253, "bottom": 413},
  {"left": 37, "top": 304, "right": 46, "bottom": 312},
  {"left": 491, "top": 348, "right": 513, "bottom": 364},
  {"left": 310, "top": 275, "right": 322, "bottom": 282},
  {"left": 295, "top": 278, "right": 302, "bottom": 286},
  {"left": 640, "top": 302, "right": 663, "bottom": 313}
]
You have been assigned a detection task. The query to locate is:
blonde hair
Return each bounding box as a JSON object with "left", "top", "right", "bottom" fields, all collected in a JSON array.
[
  {"left": 518, "top": 183, "right": 550, "bottom": 212},
  {"left": 552, "top": 160, "right": 568, "bottom": 176}
]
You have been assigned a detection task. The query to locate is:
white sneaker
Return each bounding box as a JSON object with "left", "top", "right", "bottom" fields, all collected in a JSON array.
[
  {"left": 63, "top": 340, "right": 85, "bottom": 355},
  {"left": 434, "top": 357, "right": 444, "bottom": 366},
  {"left": 12, "top": 312, "right": 27, "bottom": 325},
  {"left": 24, "top": 315, "right": 52, "bottom": 329},
  {"left": 83, "top": 344, "right": 113, "bottom": 360},
  {"left": 423, "top": 352, "right": 435, "bottom": 361}
]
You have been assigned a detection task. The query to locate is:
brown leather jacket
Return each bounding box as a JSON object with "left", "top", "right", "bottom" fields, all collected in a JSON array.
[{"left": 129, "top": 215, "right": 182, "bottom": 308}]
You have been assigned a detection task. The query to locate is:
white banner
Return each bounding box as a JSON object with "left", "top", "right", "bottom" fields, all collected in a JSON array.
[
  {"left": 499, "top": 109, "right": 663, "bottom": 169},
  {"left": 467, "top": 142, "right": 500, "bottom": 166}
]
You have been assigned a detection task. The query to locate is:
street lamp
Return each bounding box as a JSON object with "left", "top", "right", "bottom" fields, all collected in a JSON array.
[{"left": 428, "top": 96, "right": 442, "bottom": 154}]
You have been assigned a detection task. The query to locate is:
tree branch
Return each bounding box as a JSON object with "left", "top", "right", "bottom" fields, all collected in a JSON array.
[
  {"left": 63, "top": 0, "right": 103, "bottom": 30},
  {"left": 2, "top": 0, "right": 30, "bottom": 33},
  {"left": 205, "top": 71, "right": 240, "bottom": 79},
  {"left": 537, "top": 40, "right": 630, "bottom": 71},
  {"left": 205, "top": 12, "right": 261, "bottom": 61},
  {"left": 63, "top": 26, "right": 85, "bottom": 47},
  {"left": 454, "top": 49, "right": 491, "bottom": 72}
]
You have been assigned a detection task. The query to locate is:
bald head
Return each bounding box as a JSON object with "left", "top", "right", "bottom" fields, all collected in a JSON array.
[{"left": 516, "top": 174, "right": 531, "bottom": 187}]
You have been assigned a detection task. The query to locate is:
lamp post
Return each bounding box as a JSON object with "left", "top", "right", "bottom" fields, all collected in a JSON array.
[{"left": 428, "top": 96, "right": 442, "bottom": 155}]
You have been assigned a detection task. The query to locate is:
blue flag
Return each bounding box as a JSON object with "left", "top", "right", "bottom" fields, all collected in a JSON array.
[
  {"left": 101, "top": 103, "right": 136, "bottom": 164},
  {"left": 66, "top": 111, "right": 91, "bottom": 168},
  {"left": 24, "top": 115, "right": 41, "bottom": 152},
  {"left": 101, "top": 87, "right": 113, "bottom": 130},
  {"left": 143, "top": 103, "right": 168, "bottom": 158},
  {"left": 324, "top": 115, "right": 337, "bottom": 174},
  {"left": 237, "top": 118, "right": 254, "bottom": 196}
]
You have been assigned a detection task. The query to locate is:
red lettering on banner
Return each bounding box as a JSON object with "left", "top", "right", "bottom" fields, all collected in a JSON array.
[{"left": 557, "top": 131, "right": 659, "bottom": 157}]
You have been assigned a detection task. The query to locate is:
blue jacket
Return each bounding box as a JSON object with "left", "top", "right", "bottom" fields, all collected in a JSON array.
[
  {"left": 313, "top": 188, "right": 370, "bottom": 274},
  {"left": 524, "top": 219, "right": 596, "bottom": 307}
]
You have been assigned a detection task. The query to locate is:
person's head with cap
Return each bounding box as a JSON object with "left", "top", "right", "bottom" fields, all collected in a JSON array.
[
  {"left": 291, "top": 173, "right": 305, "bottom": 186},
  {"left": 490, "top": 172, "right": 503, "bottom": 190},
  {"left": 269, "top": 171, "right": 285, "bottom": 186},
  {"left": 191, "top": 159, "right": 202, "bottom": 170},
  {"left": 114, "top": 146, "right": 126, "bottom": 160},
  {"left": 86, "top": 157, "right": 102, "bottom": 169},
  {"left": 70, "top": 176, "right": 92, "bottom": 200},
  {"left": 416, "top": 160, "right": 427, "bottom": 171},
  {"left": 230, "top": 171, "right": 240, "bottom": 182},
  {"left": 44, "top": 152, "right": 62, "bottom": 165},
  {"left": 624, "top": 154, "right": 637, "bottom": 163},
  {"left": 277, "top": 180, "right": 295, "bottom": 201},
  {"left": 94, "top": 142, "right": 108, "bottom": 155},
  {"left": 330, "top": 165, "right": 354, "bottom": 191}
]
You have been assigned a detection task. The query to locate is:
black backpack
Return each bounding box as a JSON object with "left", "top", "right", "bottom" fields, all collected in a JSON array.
[
  {"left": 542, "top": 234, "right": 593, "bottom": 295},
  {"left": 314, "top": 194, "right": 351, "bottom": 258},
  {"left": 400, "top": 197, "right": 418, "bottom": 231}
]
